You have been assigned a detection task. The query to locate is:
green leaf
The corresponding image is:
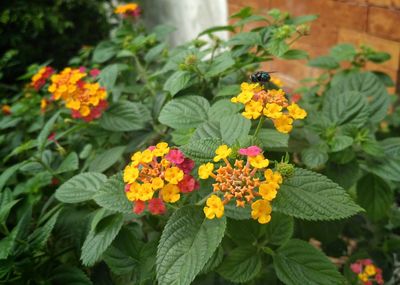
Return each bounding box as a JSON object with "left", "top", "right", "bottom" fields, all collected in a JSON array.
[
  {"left": 180, "top": 138, "right": 223, "bottom": 163},
  {"left": 264, "top": 212, "right": 294, "bottom": 246},
  {"left": 199, "top": 25, "right": 235, "bottom": 36},
  {"left": 145, "top": 42, "right": 167, "bottom": 62},
  {"left": 273, "top": 168, "right": 363, "bottom": 220},
  {"left": 0, "top": 162, "right": 25, "bottom": 191},
  {"left": 28, "top": 208, "right": 61, "bottom": 249},
  {"left": 51, "top": 265, "right": 93, "bottom": 285},
  {"left": 192, "top": 121, "right": 221, "bottom": 141},
  {"left": 37, "top": 111, "right": 60, "bottom": 152},
  {"left": 159, "top": 96, "right": 210, "bottom": 129},
  {"left": 381, "top": 137, "right": 400, "bottom": 158},
  {"left": 205, "top": 52, "right": 235, "bottom": 77},
  {"left": 366, "top": 51, "right": 391, "bottom": 63},
  {"left": 201, "top": 246, "right": 224, "bottom": 274},
  {"left": 94, "top": 173, "right": 132, "bottom": 214},
  {"left": 268, "top": 39, "right": 289, "bottom": 57},
  {"left": 0, "top": 200, "right": 19, "bottom": 224},
  {"left": 208, "top": 99, "right": 241, "bottom": 121},
  {"left": 301, "top": 147, "right": 329, "bottom": 169},
  {"left": 227, "top": 32, "right": 262, "bottom": 46},
  {"left": 99, "top": 64, "right": 126, "bottom": 90},
  {"left": 100, "top": 101, "right": 151, "bottom": 132},
  {"left": 330, "top": 135, "right": 353, "bottom": 152},
  {"left": 230, "top": 7, "right": 253, "bottom": 19},
  {"left": 323, "top": 91, "right": 369, "bottom": 127},
  {"left": 89, "top": 146, "right": 125, "bottom": 173},
  {"left": 92, "top": 41, "right": 117, "bottom": 63},
  {"left": 289, "top": 14, "right": 318, "bottom": 25},
  {"left": 55, "top": 172, "right": 107, "bottom": 203},
  {"left": 330, "top": 44, "right": 356, "bottom": 61},
  {"left": 220, "top": 114, "right": 251, "bottom": 145},
  {"left": 55, "top": 152, "right": 79, "bottom": 174},
  {"left": 258, "top": 129, "right": 289, "bottom": 149},
  {"left": 156, "top": 206, "right": 226, "bottom": 285},
  {"left": 274, "top": 239, "right": 344, "bottom": 285},
  {"left": 281, "top": 49, "right": 309, "bottom": 60},
  {"left": 357, "top": 174, "right": 393, "bottom": 221},
  {"left": 217, "top": 246, "right": 261, "bottom": 283},
  {"left": 308, "top": 55, "right": 339, "bottom": 70},
  {"left": 224, "top": 203, "right": 251, "bottom": 220},
  {"left": 81, "top": 211, "right": 124, "bottom": 266},
  {"left": 330, "top": 72, "right": 390, "bottom": 123},
  {"left": 216, "top": 84, "right": 241, "bottom": 97},
  {"left": 163, "top": 70, "right": 193, "bottom": 96},
  {"left": 325, "top": 160, "right": 360, "bottom": 190}
]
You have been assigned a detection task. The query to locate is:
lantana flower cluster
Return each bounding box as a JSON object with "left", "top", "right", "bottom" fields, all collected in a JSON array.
[
  {"left": 350, "top": 259, "right": 384, "bottom": 285},
  {"left": 48, "top": 67, "right": 108, "bottom": 122},
  {"left": 199, "top": 144, "right": 283, "bottom": 224},
  {"left": 123, "top": 143, "right": 199, "bottom": 215},
  {"left": 231, "top": 82, "right": 307, "bottom": 133},
  {"left": 30, "top": 66, "right": 55, "bottom": 91},
  {"left": 114, "top": 3, "right": 141, "bottom": 18}
]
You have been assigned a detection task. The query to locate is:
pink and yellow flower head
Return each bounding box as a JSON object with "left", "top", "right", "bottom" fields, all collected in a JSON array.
[
  {"left": 115, "top": 3, "right": 141, "bottom": 18},
  {"left": 350, "top": 259, "right": 384, "bottom": 285},
  {"left": 123, "top": 143, "right": 198, "bottom": 215},
  {"left": 199, "top": 144, "right": 283, "bottom": 224},
  {"left": 31, "top": 66, "right": 54, "bottom": 91},
  {"left": 231, "top": 82, "right": 307, "bottom": 133},
  {"left": 48, "top": 67, "right": 108, "bottom": 121}
]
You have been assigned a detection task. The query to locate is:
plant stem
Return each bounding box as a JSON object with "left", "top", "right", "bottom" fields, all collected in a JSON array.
[
  {"left": 133, "top": 54, "right": 157, "bottom": 96},
  {"left": 254, "top": 116, "right": 265, "bottom": 138}
]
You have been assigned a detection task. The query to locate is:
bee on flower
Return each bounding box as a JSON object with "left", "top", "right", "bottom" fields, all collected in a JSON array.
[
  {"left": 48, "top": 67, "right": 108, "bottom": 122},
  {"left": 350, "top": 259, "right": 384, "bottom": 285},
  {"left": 231, "top": 81, "right": 307, "bottom": 134},
  {"left": 114, "top": 3, "right": 141, "bottom": 18},
  {"left": 30, "top": 66, "right": 54, "bottom": 91},
  {"left": 123, "top": 143, "right": 199, "bottom": 215},
  {"left": 199, "top": 144, "right": 284, "bottom": 224}
]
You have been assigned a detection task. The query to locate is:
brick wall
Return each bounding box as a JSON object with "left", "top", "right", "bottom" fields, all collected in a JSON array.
[{"left": 228, "top": 0, "right": 400, "bottom": 92}]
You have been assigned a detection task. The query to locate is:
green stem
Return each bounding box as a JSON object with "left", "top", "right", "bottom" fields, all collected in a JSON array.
[
  {"left": 254, "top": 116, "right": 265, "bottom": 138},
  {"left": 133, "top": 54, "right": 157, "bottom": 96},
  {"left": 196, "top": 192, "right": 213, "bottom": 206}
]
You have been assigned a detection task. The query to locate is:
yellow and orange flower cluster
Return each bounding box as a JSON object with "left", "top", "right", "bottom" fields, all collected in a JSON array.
[
  {"left": 231, "top": 82, "right": 307, "bottom": 133},
  {"left": 48, "top": 67, "right": 107, "bottom": 122},
  {"left": 30, "top": 66, "right": 54, "bottom": 91},
  {"left": 123, "top": 143, "right": 198, "bottom": 215},
  {"left": 199, "top": 144, "right": 283, "bottom": 224},
  {"left": 114, "top": 3, "right": 140, "bottom": 18},
  {"left": 350, "top": 259, "right": 384, "bottom": 285}
]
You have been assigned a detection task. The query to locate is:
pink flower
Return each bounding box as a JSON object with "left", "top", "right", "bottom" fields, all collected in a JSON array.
[
  {"left": 124, "top": 184, "right": 131, "bottom": 192},
  {"left": 165, "top": 149, "right": 185, "bottom": 164},
  {"left": 78, "top": 66, "right": 86, "bottom": 73},
  {"left": 90, "top": 68, "right": 101, "bottom": 78},
  {"left": 148, "top": 198, "right": 166, "bottom": 215},
  {"left": 238, "top": 146, "right": 262, "bottom": 157},
  {"left": 47, "top": 133, "right": 57, "bottom": 142},
  {"left": 177, "top": 158, "right": 195, "bottom": 174},
  {"left": 362, "top": 259, "right": 373, "bottom": 265},
  {"left": 133, "top": 200, "right": 146, "bottom": 214},
  {"left": 148, "top": 146, "right": 156, "bottom": 151},
  {"left": 291, "top": 93, "right": 302, "bottom": 103},
  {"left": 350, "top": 262, "right": 362, "bottom": 274},
  {"left": 178, "top": 174, "right": 198, "bottom": 193}
]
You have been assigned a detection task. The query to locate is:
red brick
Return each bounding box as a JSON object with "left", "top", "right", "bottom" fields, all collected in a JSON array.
[
  {"left": 368, "top": 7, "right": 400, "bottom": 41},
  {"left": 368, "top": 0, "right": 391, "bottom": 7}
]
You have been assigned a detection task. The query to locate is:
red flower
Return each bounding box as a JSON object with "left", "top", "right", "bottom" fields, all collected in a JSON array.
[
  {"left": 47, "top": 132, "right": 57, "bottom": 142},
  {"left": 90, "top": 68, "right": 101, "bottom": 78},
  {"left": 291, "top": 93, "right": 302, "bottom": 103},
  {"left": 165, "top": 149, "right": 185, "bottom": 164},
  {"left": 148, "top": 198, "right": 166, "bottom": 215},
  {"left": 178, "top": 174, "right": 198, "bottom": 193},
  {"left": 51, "top": 178, "right": 60, "bottom": 186},
  {"left": 133, "top": 200, "right": 146, "bottom": 214},
  {"left": 177, "top": 158, "right": 195, "bottom": 174}
]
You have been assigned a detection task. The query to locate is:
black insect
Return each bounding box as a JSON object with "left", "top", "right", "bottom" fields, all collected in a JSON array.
[{"left": 250, "top": 71, "right": 271, "bottom": 83}]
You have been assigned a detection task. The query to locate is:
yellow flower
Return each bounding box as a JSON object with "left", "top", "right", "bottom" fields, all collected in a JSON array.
[
  {"left": 126, "top": 182, "right": 141, "bottom": 201},
  {"left": 249, "top": 154, "right": 269, "bottom": 168},
  {"left": 358, "top": 273, "right": 369, "bottom": 282},
  {"left": 213, "top": 145, "right": 232, "bottom": 162},
  {"left": 203, "top": 195, "right": 224, "bottom": 219},
  {"left": 138, "top": 183, "right": 154, "bottom": 201},
  {"left": 264, "top": 169, "right": 283, "bottom": 184},
  {"left": 251, "top": 199, "right": 272, "bottom": 224},
  {"left": 151, "top": 177, "right": 164, "bottom": 190},
  {"left": 131, "top": 151, "right": 142, "bottom": 166},
  {"left": 198, "top": 163, "right": 214, "bottom": 179},
  {"left": 240, "top": 82, "right": 263, "bottom": 93},
  {"left": 231, "top": 90, "right": 253, "bottom": 104},
  {"left": 259, "top": 182, "right": 279, "bottom": 201},
  {"left": 40, "top": 99, "right": 47, "bottom": 112},
  {"left": 242, "top": 100, "right": 263, "bottom": 120},
  {"left": 364, "top": 265, "right": 376, "bottom": 276},
  {"left": 164, "top": 167, "right": 184, "bottom": 184},
  {"left": 287, "top": 103, "right": 307, "bottom": 119},
  {"left": 79, "top": 105, "right": 91, "bottom": 117},
  {"left": 141, "top": 149, "right": 154, "bottom": 163},
  {"left": 263, "top": 103, "right": 282, "bottom": 119},
  {"left": 154, "top": 142, "right": 169, "bottom": 156},
  {"left": 123, "top": 165, "right": 139, "bottom": 184},
  {"left": 270, "top": 76, "right": 284, "bottom": 88},
  {"left": 161, "top": 183, "right": 180, "bottom": 203},
  {"left": 273, "top": 114, "right": 293, "bottom": 133}
]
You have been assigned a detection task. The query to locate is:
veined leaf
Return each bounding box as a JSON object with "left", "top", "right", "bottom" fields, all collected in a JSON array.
[
  {"left": 208, "top": 99, "right": 241, "bottom": 121},
  {"left": 205, "top": 52, "right": 235, "bottom": 77},
  {"left": 180, "top": 138, "right": 223, "bottom": 163},
  {"left": 37, "top": 111, "right": 60, "bottom": 152},
  {"left": 220, "top": 114, "right": 251, "bottom": 145},
  {"left": 89, "top": 146, "right": 125, "bottom": 173},
  {"left": 55, "top": 152, "right": 79, "bottom": 174},
  {"left": 156, "top": 206, "right": 226, "bottom": 285},
  {"left": 163, "top": 70, "right": 193, "bottom": 96},
  {"left": 258, "top": 129, "right": 289, "bottom": 149}
]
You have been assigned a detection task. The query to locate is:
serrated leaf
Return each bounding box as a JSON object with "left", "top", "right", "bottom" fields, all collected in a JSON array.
[
  {"left": 94, "top": 173, "right": 132, "bottom": 214},
  {"left": 330, "top": 44, "right": 356, "bottom": 61},
  {"left": 308, "top": 55, "right": 339, "bottom": 70},
  {"left": 55, "top": 152, "right": 79, "bottom": 174},
  {"left": 220, "top": 114, "right": 251, "bottom": 145},
  {"left": 258, "top": 129, "right": 289, "bottom": 149},
  {"left": 216, "top": 84, "right": 241, "bottom": 97},
  {"left": 265, "top": 212, "right": 294, "bottom": 246},
  {"left": 100, "top": 101, "right": 151, "bottom": 132},
  {"left": 163, "top": 70, "right": 193, "bottom": 96},
  {"left": 218, "top": 246, "right": 261, "bottom": 283},
  {"left": 201, "top": 246, "right": 224, "bottom": 274},
  {"left": 180, "top": 138, "right": 223, "bottom": 163},
  {"left": 208, "top": 99, "right": 241, "bottom": 121},
  {"left": 81, "top": 211, "right": 124, "bottom": 266},
  {"left": 268, "top": 39, "right": 289, "bottom": 57},
  {"left": 156, "top": 206, "right": 226, "bottom": 285},
  {"left": 37, "top": 111, "right": 60, "bottom": 152},
  {"left": 92, "top": 41, "right": 117, "bottom": 63},
  {"left": 28, "top": 208, "right": 61, "bottom": 249},
  {"left": 205, "top": 52, "right": 235, "bottom": 77},
  {"left": 274, "top": 239, "right": 344, "bottom": 285},
  {"left": 0, "top": 162, "right": 25, "bottom": 191},
  {"left": 89, "top": 146, "right": 125, "bottom": 173},
  {"left": 227, "top": 32, "right": 262, "bottom": 46},
  {"left": 99, "top": 64, "right": 126, "bottom": 90},
  {"left": 281, "top": 49, "right": 309, "bottom": 60},
  {"left": 55, "top": 173, "right": 107, "bottom": 203},
  {"left": 224, "top": 203, "right": 251, "bottom": 220},
  {"left": 273, "top": 168, "right": 363, "bottom": 220},
  {"left": 51, "top": 265, "right": 93, "bottom": 285},
  {"left": 323, "top": 91, "right": 369, "bottom": 127},
  {"left": 301, "top": 147, "right": 329, "bottom": 169},
  {"left": 192, "top": 121, "right": 221, "bottom": 141},
  {"left": 0, "top": 200, "right": 19, "bottom": 224},
  {"left": 159, "top": 96, "right": 210, "bottom": 129},
  {"left": 357, "top": 174, "right": 393, "bottom": 221},
  {"left": 330, "top": 135, "right": 353, "bottom": 152}
]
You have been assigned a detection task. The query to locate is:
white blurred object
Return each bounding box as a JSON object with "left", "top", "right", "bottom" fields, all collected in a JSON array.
[{"left": 142, "top": 0, "right": 228, "bottom": 46}]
